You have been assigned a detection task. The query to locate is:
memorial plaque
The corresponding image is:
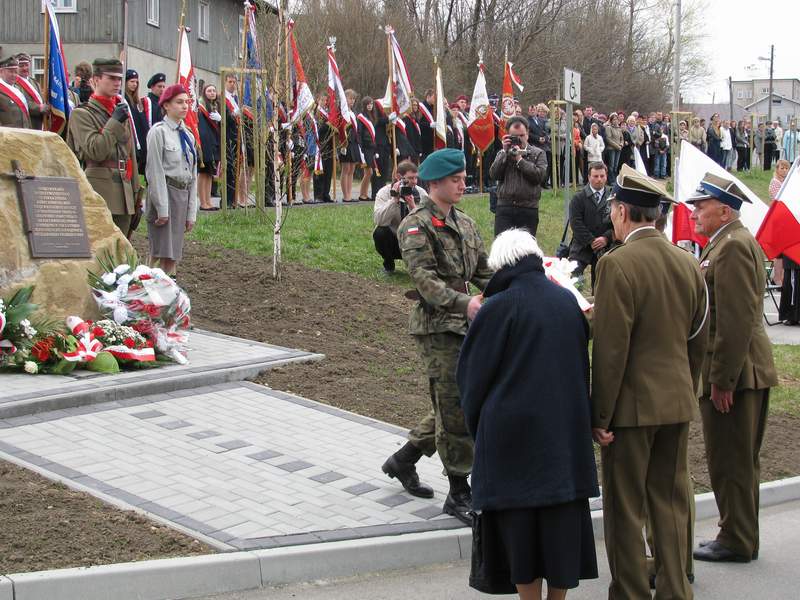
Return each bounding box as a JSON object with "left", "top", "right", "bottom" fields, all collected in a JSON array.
[{"left": 17, "top": 176, "right": 91, "bottom": 258}]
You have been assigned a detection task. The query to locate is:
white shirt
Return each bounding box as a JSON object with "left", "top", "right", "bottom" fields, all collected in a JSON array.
[{"left": 720, "top": 127, "right": 732, "bottom": 151}]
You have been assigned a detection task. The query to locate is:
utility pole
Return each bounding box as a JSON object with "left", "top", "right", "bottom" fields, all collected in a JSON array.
[
  {"left": 767, "top": 44, "right": 774, "bottom": 124},
  {"left": 672, "top": 0, "right": 681, "bottom": 112},
  {"left": 728, "top": 76, "right": 734, "bottom": 122}
]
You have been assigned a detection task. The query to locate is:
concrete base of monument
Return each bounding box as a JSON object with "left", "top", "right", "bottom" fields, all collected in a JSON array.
[{"left": 0, "top": 329, "right": 323, "bottom": 419}]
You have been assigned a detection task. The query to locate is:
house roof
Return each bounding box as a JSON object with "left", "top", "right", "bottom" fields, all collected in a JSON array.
[{"left": 744, "top": 92, "right": 800, "bottom": 110}]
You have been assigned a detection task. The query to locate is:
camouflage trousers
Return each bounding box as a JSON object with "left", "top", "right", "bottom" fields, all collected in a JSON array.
[{"left": 407, "top": 332, "right": 473, "bottom": 477}]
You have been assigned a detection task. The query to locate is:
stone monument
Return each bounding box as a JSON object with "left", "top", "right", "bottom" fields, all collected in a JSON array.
[{"left": 0, "top": 129, "right": 135, "bottom": 319}]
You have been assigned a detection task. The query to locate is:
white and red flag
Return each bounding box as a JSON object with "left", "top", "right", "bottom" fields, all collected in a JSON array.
[
  {"left": 433, "top": 64, "right": 447, "bottom": 150},
  {"left": 499, "top": 60, "right": 523, "bottom": 138},
  {"left": 467, "top": 61, "right": 494, "bottom": 153},
  {"left": 326, "top": 45, "right": 356, "bottom": 142},
  {"left": 285, "top": 19, "right": 314, "bottom": 127},
  {"left": 177, "top": 26, "right": 202, "bottom": 156},
  {"left": 379, "top": 26, "right": 413, "bottom": 121},
  {"left": 757, "top": 158, "right": 800, "bottom": 263}
]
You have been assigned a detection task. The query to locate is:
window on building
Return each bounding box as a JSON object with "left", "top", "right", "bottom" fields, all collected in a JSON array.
[
  {"left": 147, "top": 0, "right": 159, "bottom": 27},
  {"left": 746, "top": 91, "right": 753, "bottom": 99},
  {"left": 32, "top": 56, "right": 45, "bottom": 88},
  {"left": 51, "top": 0, "right": 77, "bottom": 12},
  {"left": 761, "top": 87, "right": 769, "bottom": 94},
  {"left": 238, "top": 15, "right": 245, "bottom": 58},
  {"left": 772, "top": 97, "right": 781, "bottom": 105},
  {"left": 199, "top": 0, "right": 210, "bottom": 41},
  {"left": 737, "top": 91, "right": 744, "bottom": 99}
]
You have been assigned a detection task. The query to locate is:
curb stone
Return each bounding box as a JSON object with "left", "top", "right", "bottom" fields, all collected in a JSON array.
[
  {"left": 4, "top": 476, "right": 800, "bottom": 600},
  {"left": 0, "top": 577, "right": 13, "bottom": 600}
]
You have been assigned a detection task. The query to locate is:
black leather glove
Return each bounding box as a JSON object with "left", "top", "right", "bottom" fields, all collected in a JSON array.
[{"left": 111, "top": 102, "right": 130, "bottom": 123}]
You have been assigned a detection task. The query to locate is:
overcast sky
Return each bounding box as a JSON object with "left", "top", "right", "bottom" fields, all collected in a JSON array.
[{"left": 683, "top": 0, "right": 798, "bottom": 103}]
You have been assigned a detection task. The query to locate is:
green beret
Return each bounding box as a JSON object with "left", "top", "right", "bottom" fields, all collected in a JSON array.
[
  {"left": 93, "top": 58, "right": 124, "bottom": 75},
  {"left": 418, "top": 148, "right": 467, "bottom": 181}
]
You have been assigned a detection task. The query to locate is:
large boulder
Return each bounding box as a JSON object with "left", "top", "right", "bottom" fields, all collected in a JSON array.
[{"left": 0, "top": 128, "right": 135, "bottom": 319}]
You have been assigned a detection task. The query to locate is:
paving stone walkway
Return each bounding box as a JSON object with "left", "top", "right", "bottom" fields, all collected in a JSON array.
[
  {"left": 0, "top": 381, "right": 464, "bottom": 551},
  {"left": 0, "top": 330, "right": 321, "bottom": 418}
]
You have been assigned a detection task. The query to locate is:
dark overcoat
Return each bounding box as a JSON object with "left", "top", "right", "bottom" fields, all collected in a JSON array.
[{"left": 457, "top": 255, "right": 599, "bottom": 511}]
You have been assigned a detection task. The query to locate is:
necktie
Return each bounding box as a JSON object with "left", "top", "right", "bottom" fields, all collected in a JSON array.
[
  {"left": 595, "top": 191, "right": 602, "bottom": 204},
  {"left": 178, "top": 127, "right": 196, "bottom": 169}
]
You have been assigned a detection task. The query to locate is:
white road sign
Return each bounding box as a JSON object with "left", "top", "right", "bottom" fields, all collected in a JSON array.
[{"left": 564, "top": 68, "right": 581, "bottom": 104}]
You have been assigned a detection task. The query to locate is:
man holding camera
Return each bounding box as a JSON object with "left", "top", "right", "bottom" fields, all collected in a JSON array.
[
  {"left": 568, "top": 162, "right": 614, "bottom": 289},
  {"left": 373, "top": 160, "right": 429, "bottom": 273},
  {"left": 488, "top": 115, "right": 548, "bottom": 236}
]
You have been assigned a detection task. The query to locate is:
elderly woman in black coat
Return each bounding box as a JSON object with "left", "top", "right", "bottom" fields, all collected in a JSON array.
[{"left": 457, "top": 228, "right": 599, "bottom": 600}]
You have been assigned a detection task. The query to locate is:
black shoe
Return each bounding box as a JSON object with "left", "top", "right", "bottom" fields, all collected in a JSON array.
[
  {"left": 381, "top": 455, "right": 434, "bottom": 498},
  {"left": 699, "top": 539, "right": 758, "bottom": 560},
  {"left": 693, "top": 540, "right": 751, "bottom": 563},
  {"left": 443, "top": 490, "right": 473, "bottom": 525},
  {"left": 382, "top": 260, "right": 396, "bottom": 273}
]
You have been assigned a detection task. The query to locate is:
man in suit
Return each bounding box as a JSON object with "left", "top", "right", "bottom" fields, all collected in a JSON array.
[
  {"left": 592, "top": 165, "right": 709, "bottom": 600},
  {"left": 15, "top": 53, "right": 48, "bottom": 130},
  {"left": 67, "top": 58, "right": 140, "bottom": 234},
  {"left": 568, "top": 161, "right": 613, "bottom": 289},
  {"left": 688, "top": 173, "right": 778, "bottom": 563},
  {"left": 527, "top": 103, "right": 551, "bottom": 188},
  {"left": 0, "top": 56, "right": 31, "bottom": 128}
]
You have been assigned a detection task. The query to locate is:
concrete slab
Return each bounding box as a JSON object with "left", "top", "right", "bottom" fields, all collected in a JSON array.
[
  {"left": 0, "top": 576, "right": 13, "bottom": 600},
  {"left": 0, "top": 329, "right": 322, "bottom": 418}
]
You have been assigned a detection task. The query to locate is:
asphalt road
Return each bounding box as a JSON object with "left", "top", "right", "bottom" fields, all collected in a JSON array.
[{"left": 201, "top": 500, "right": 800, "bottom": 599}]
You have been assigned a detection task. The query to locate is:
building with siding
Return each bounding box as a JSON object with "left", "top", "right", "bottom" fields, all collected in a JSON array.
[
  {"left": 1, "top": 0, "right": 275, "bottom": 87},
  {"left": 731, "top": 78, "right": 800, "bottom": 109}
]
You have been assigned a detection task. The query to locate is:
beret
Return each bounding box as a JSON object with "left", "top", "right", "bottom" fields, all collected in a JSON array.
[
  {"left": 0, "top": 56, "right": 19, "bottom": 68},
  {"left": 456, "top": 94, "right": 468, "bottom": 103},
  {"left": 158, "top": 83, "right": 188, "bottom": 107},
  {"left": 93, "top": 58, "right": 124, "bottom": 75},
  {"left": 147, "top": 72, "right": 167, "bottom": 88},
  {"left": 126, "top": 69, "right": 139, "bottom": 81},
  {"left": 686, "top": 172, "right": 751, "bottom": 209},
  {"left": 418, "top": 148, "right": 466, "bottom": 181}
]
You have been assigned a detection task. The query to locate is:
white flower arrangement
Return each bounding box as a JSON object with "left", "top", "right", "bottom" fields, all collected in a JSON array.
[
  {"left": 20, "top": 319, "right": 38, "bottom": 338},
  {"left": 94, "top": 320, "right": 147, "bottom": 347},
  {"left": 24, "top": 360, "right": 38, "bottom": 374}
]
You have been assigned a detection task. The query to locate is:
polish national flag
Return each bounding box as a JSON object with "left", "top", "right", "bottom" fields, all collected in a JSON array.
[
  {"left": 757, "top": 158, "right": 800, "bottom": 264},
  {"left": 177, "top": 27, "right": 202, "bottom": 157}
]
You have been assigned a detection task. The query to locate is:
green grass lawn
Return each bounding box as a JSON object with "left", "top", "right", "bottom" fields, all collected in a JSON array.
[{"left": 189, "top": 168, "right": 797, "bottom": 417}]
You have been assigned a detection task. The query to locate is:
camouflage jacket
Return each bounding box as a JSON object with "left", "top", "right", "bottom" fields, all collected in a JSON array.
[{"left": 398, "top": 197, "right": 494, "bottom": 336}]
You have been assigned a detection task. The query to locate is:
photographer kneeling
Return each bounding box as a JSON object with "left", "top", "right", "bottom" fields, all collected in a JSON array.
[
  {"left": 373, "top": 160, "right": 429, "bottom": 273},
  {"left": 489, "top": 116, "right": 548, "bottom": 236}
]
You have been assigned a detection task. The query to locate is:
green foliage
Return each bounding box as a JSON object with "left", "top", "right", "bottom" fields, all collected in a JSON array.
[{"left": 87, "top": 240, "right": 139, "bottom": 290}]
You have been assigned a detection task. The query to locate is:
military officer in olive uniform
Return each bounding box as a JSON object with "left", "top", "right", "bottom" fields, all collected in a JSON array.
[
  {"left": 15, "top": 53, "right": 49, "bottom": 130},
  {"left": 688, "top": 173, "right": 778, "bottom": 564},
  {"left": 381, "top": 148, "right": 494, "bottom": 524},
  {"left": 67, "top": 58, "right": 140, "bottom": 234},
  {"left": 592, "top": 165, "right": 709, "bottom": 600},
  {"left": 0, "top": 56, "right": 32, "bottom": 128}
]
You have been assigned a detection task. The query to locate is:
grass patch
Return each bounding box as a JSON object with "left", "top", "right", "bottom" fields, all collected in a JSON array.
[{"left": 772, "top": 345, "right": 800, "bottom": 417}]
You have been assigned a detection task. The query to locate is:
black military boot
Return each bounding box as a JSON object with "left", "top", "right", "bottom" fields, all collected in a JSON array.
[
  {"left": 443, "top": 474, "right": 473, "bottom": 525},
  {"left": 382, "top": 442, "right": 434, "bottom": 498}
]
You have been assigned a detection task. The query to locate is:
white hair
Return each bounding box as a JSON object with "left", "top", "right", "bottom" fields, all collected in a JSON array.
[{"left": 488, "top": 228, "right": 543, "bottom": 271}]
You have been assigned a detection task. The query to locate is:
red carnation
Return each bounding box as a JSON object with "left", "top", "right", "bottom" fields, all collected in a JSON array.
[
  {"left": 92, "top": 326, "right": 105, "bottom": 338},
  {"left": 31, "top": 337, "right": 55, "bottom": 362},
  {"left": 123, "top": 337, "right": 135, "bottom": 348}
]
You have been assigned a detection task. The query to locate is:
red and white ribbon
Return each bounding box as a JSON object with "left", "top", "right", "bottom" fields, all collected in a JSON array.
[
  {"left": 104, "top": 345, "right": 156, "bottom": 362},
  {"left": 62, "top": 316, "right": 103, "bottom": 362},
  {"left": 0, "top": 310, "right": 17, "bottom": 355}
]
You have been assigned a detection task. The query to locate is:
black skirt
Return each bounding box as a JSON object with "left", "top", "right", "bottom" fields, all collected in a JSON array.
[
  {"left": 340, "top": 135, "right": 362, "bottom": 164},
  {"left": 779, "top": 266, "right": 800, "bottom": 323},
  {"left": 478, "top": 499, "right": 598, "bottom": 590}
]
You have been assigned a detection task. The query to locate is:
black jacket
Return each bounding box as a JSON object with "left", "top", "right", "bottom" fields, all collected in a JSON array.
[
  {"left": 419, "top": 101, "right": 434, "bottom": 156},
  {"left": 457, "top": 255, "right": 600, "bottom": 511},
  {"left": 198, "top": 106, "right": 221, "bottom": 166},
  {"left": 568, "top": 184, "right": 613, "bottom": 265},
  {"left": 527, "top": 115, "right": 550, "bottom": 149}
]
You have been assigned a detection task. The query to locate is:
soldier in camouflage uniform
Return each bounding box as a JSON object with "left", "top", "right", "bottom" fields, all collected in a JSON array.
[{"left": 381, "top": 148, "right": 494, "bottom": 524}]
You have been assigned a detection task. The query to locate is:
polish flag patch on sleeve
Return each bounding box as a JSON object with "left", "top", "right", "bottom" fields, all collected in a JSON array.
[{"left": 407, "top": 226, "right": 420, "bottom": 235}]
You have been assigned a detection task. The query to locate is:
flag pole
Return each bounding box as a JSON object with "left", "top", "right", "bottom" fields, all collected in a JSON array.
[
  {"left": 235, "top": 1, "right": 248, "bottom": 207},
  {"left": 285, "top": 18, "right": 293, "bottom": 205},
  {"left": 479, "top": 152, "right": 484, "bottom": 194},
  {"left": 329, "top": 40, "right": 338, "bottom": 203},
  {"left": 42, "top": 2, "right": 51, "bottom": 132},
  {"left": 175, "top": 0, "right": 186, "bottom": 82},
  {"left": 386, "top": 27, "right": 397, "bottom": 178}
]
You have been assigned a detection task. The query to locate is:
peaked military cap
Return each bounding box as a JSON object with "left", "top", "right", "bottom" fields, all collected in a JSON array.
[
  {"left": 93, "top": 58, "right": 124, "bottom": 76},
  {"left": 685, "top": 172, "right": 751, "bottom": 210},
  {"left": 418, "top": 148, "right": 466, "bottom": 181},
  {"left": 0, "top": 56, "right": 19, "bottom": 69},
  {"left": 610, "top": 164, "right": 674, "bottom": 208},
  {"left": 14, "top": 53, "right": 32, "bottom": 64},
  {"left": 147, "top": 72, "right": 166, "bottom": 88}
]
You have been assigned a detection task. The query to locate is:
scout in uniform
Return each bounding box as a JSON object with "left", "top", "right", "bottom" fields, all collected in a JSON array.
[
  {"left": 688, "top": 173, "right": 778, "bottom": 563},
  {"left": 142, "top": 72, "right": 166, "bottom": 128},
  {"left": 381, "top": 148, "right": 494, "bottom": 524},
  {"left": 592, "top": 165, "right": 709, "bottom": 600},
  {"left": 67, "top": 58, "right": 140, "bottom": 235},
  {"left": 15, "top": 52, "right": 49, "bottom": 130},
  {"left": 0, "top": 56, "right": 32, "bottom": 128},
  {"left": 144, "top": 83, "right": 198, "bottom": 275}
]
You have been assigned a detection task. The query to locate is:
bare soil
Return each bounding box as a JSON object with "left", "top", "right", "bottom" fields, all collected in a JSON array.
[{"left": 2, "top": 237, "right": 798, "bottom": 573}]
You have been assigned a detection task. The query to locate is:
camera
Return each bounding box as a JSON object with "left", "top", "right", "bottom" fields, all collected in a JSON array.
[
  {"left": 399, "top": 177, "right": 413, "bottom": 197},
  {"left": 509, "top": 135, "right": 522, "bottom": 147}
]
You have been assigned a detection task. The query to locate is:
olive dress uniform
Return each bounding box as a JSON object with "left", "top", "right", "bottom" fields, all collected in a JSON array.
[
  {"left": 15, "top": 75, "right": 45, "bottom": 130},
  {"left": 0, "top": 57, "right": 32, "bottom": 128},
  {"left": 689, "top": 176, "right": 777, "bottom": 562},
  {"left": 67, "top": 61, "right": 139, "bottom": 235},
  {"left": 382, "top": 149, "right": 493, "bottom": 524},
  {"left": 592, "top": 167, "right": 708, "bottom": 600}
]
